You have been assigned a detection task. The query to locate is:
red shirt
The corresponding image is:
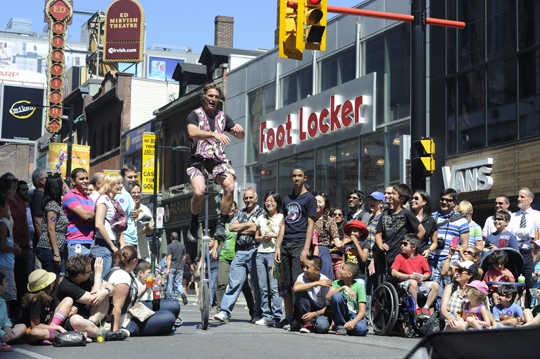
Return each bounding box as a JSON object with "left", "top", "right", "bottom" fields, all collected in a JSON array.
[
  {"left": 8, "top": 196, "right": 29, "bottom": 247},
  {"left": 391, "top": 253, "right": 431, "bottom": 275}
]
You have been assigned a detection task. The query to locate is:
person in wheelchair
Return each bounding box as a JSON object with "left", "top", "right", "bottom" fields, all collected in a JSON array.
[
  {"left": 483, "top": 250, "right": 515, "bottom": 305},
  {"left": 390, "top": 234, "right": 439, "bottom": 319}
]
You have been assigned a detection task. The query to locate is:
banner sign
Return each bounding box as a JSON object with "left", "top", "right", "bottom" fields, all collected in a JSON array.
[
  {"left": 141, "top": 132, "right": 159, "bottom": 194},
  {"left": 1, "top": 85, "right": 44, "bottom": 141},
  {"left": 48, "top": 143, "right": 90, "bottom": 179},
  {"left": 103, "top": 0, "right": 145, "bottom": 62}
]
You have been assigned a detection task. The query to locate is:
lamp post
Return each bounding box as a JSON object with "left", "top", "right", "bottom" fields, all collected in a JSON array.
[
  {"left": 151, "top": 140, "right": 189, "bottom": 266},
  {"left": 29, "top": 102, "right": 74, "bottom": 187}
]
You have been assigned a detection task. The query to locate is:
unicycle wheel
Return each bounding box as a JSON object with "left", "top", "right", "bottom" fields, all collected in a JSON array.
[{"left": 200, "top": 281, "right": 210, "bottom": 330}]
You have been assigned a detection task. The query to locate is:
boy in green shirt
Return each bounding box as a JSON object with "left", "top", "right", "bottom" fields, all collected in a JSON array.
[{"left": 326, "top": 262, "right": 368, "bottom": 336}]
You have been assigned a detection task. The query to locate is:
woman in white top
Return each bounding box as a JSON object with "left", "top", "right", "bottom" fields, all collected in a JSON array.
[
  {"left": 93, "top": 174, "right": 125, "bottom": 278},
  {"left": 107, "top": 246, "right": 176, "bottom": 336},
  {"left": 254, "top": 191, "right": 284, "bottom": 326}
]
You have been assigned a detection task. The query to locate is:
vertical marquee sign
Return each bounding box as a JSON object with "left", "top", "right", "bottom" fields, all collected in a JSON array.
[
  {"left": 103, "top": 0, "right": 145, "bottom": 63},
  {"left": 45, "top": 0, "right": 73, "bottom": 133}
]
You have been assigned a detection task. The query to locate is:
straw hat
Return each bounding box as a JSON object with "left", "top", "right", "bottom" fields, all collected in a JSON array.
[{"left": 27, "top": 269, "right": 56, "bottom": 293}]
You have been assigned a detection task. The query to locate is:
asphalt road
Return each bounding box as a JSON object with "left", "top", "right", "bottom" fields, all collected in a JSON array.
[{"left": 10, "top": 293, "right": 420, "bottom": 359}]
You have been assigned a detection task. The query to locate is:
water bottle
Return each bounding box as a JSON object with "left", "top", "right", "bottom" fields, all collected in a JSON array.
[
  {"left": 152, "top": 280, "right": 161, "bottom": 311},
  {"left": 518, "top": 274, "right": 526, "bottom": 283}
]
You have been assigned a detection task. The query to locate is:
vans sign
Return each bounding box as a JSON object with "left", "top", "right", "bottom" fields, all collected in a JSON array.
[{"left": 442, "top": 158, "right": 493, "bottom": 193}]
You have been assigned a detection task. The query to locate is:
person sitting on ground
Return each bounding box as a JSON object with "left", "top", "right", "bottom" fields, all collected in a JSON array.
[
  {"left": 0, "top": 272, "right": 26, "bottom": 351},
  {"left": 441, "top": 260, "right": 479, "bottom": 330},
  {"left": 134, "top": 260, "right": 182, "bottom": 327},
  {"left": 458, "top": 280, "right": 491, "bottom": 330},
  {"left": 326, "top": 262, "right": 368, "bottom": 336},
  {"left": 107, "top": 246, "right": 176, "bottom": 336},
  {"left": 485, "top": 211, "right": 519, "bottom": 251},
  {"left": 483, "top": 250, "right": 515, "bottom": 305},
  {"left": 22, "top": 269, "right": 73, "bottom": 344},
  {"left": 56, "top": 255, "right": 123, "bottom": 341},
  {"left": 493, "top": 284, "right": 524, "bottom": 328},
  {"left": 291, "top": 255, "right": 331, "bottom": 334},
  {"left": 391, "top": 234, "right": 439, "bottom": 319}
]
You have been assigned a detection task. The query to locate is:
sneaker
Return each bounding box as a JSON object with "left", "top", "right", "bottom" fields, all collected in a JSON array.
[
  {"left": 187, "top": 222, "right": 199, "bottom": 243},
  {"left": 266, "top": 319, "right": 278, "bottom": 327},
  {"left": 299, "top": 322, "right": 315, "bottom": 333},
  {"left": 214, "top": 222, "right": 226, "bottom": 240},
  {"left": 255, "top": 318, "right": 267, "bottom": 326},
  {"left": 420, "top": 308, "right": 431, "bottom": 319},
  {"left": 274, "top": 318, "right": 291, "bottom": 329},
  {"left": 415, "top": 308, "right": 423, "bottom": 317},
  {"left": 105, "top": 329, "right": 129, "bottom": 341},
  {"left": 181, "top": 293, "right": 188, "bottom": 305},
  {"left": 214, "top": 312, "right": 229, "bottom": 323},
  {"left": 288, "top": 320, "right": 302, "bottom": 332},
  {"left": 336, "top": 327, "right": 347, "bottom": 335}
]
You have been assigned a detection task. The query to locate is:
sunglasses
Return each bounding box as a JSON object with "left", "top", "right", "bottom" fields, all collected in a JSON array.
[
  {"left": 332, "top": 213, "right": 343, "bottom": 217},
  {"left": 401, "top": 242, "right": 410, "bottom": 247},
  {"left": 463, "top": 250, "right": 478, "bottom": 257},
  {"left": 494, "top": 217, "right": 507, "bottom": 222},
  {"left": 440, "top": 198, "right": 454, "bottom": 203},
  {"left": 455, "top": 268, "right": 470, "bottom": 274}
]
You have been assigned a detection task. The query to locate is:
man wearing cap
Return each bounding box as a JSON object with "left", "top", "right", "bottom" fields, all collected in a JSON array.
[
  {"left": 346, "top": 190, "right": 370, "bottom": 225},
  {"left": 508, "top": 187, "right": 539, "bottom": 306}
]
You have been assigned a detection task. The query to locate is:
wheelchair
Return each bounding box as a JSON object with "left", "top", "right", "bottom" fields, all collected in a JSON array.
[{"left": 369, "top": 273, "right": 441, "bottom": 337}]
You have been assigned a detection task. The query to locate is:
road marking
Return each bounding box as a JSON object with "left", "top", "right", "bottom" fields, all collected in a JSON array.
[{"left": 13, "top": 348, "right": 53, "bottom": 359}]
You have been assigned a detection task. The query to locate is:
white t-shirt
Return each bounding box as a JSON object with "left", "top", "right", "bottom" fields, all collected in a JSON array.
[
  {"left": 256, "top": 213, "right": 283, "bottom": 253},
  {"left": 107, "top": 269, "right": 136, "bottom": 328},
  {"left": 295, "top": 272, "right": 330, "bottom": 308},
  {"left": 95, "top": 194, "right": 117, "bottom": 242}
]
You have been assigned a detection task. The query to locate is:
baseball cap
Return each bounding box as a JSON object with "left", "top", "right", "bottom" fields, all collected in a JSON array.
[
  {"left": 451, "top": 260, "right": 479, "bottom": 279},
  {"left": 466, "top": 280, "right": 488, "bottom": 295},
  {"left": 367, "top": 191, "right": 385, "bottom": 202}
]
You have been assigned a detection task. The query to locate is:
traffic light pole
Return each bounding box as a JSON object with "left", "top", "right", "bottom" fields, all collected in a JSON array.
[{"left": 410, "top": 0, "right": 426, "bottom": 191}]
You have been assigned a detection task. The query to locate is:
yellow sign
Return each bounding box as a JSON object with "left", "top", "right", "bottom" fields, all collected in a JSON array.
[
  {"left": 48, "top": 143, "right": 90, "bottom": 179},
  {"left": 141, "top": 133, "right": 159, "bottom": 194}
]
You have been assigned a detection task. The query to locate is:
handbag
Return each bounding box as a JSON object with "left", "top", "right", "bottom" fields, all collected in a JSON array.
[
  {"left": 53, "top": 331, "right": 87, "bottom": 347},
  {"left": 420, "top": 312, "right": 443, "bottom": 336},
  {"left": 128, "top": 301, "right": 155, "bottom": 322}
]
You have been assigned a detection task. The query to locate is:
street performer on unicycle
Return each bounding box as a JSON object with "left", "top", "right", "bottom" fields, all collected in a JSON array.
[{"left": 186, "top": 83, "right": 245, "bottom": 242}]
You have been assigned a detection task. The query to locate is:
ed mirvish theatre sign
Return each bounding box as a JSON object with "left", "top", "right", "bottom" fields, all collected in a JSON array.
[{"left": 259, "top": 73, "right": 376, "bottom": 161}]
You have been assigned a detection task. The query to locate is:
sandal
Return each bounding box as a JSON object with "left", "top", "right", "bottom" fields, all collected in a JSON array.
[{"left": 0, "top": 344, "right": 12, "bottom": 352}]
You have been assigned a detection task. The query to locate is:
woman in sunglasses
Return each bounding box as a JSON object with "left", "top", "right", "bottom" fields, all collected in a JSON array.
[
  {"left": 410, "top": 190, "right": 438, "bottom": 258},
  {"left": 441, "top": 244, "right": 483, "bottom": 280}
]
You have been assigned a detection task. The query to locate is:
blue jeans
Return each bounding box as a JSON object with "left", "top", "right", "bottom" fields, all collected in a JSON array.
[
  {"left": 166, "top": 268, "right": 185, "bottom": 300},
  {"left": 219, "top": 248, "right": 260, "bottom": 319},
  {"left": 35, "top": 247, "right": 67, "bottom": 276},
  {"left": 209, "top": 264, "right": 218, "bottom": 307},
  {"left": 91, "top": 239, "right": 114, "bottom": 279},
  {"left": 429, "top": 258, "right": 450, "bottom": 297},
  {"left": 125, "top": 308, "right": 176, "bottom": 336},
  {"left": 295, "top": 290, "right": 331, "bottom": 333},
  {"left": 256, "top": 252, "right": 282, "bottom": 321},
  {"left": 328, "top": 292, "right": 368, "bottom": 336},
  {"left": 66, "top": 241, "right": 92, "bottom": 259}
]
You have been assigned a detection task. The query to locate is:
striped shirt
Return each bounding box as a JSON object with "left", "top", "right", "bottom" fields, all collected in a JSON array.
[
  {"left": 430, "top": 210, "right": 469, "bottom": 262},
  {"left": 468, "top": 221, "right": 482, "bottom": 247},
  {"left": 63, "top": 188, "right": 95, "bottom": 244}
]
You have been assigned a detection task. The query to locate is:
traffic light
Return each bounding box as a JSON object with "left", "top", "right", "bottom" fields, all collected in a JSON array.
[
  {"left": 299, "top": 0, "right": 327, "bottom": 51},
  {"left": 279, "top": 0, "right": 304, "bottom": 60},
  {"left": 412, "top": 138, "right": 435, "bottom": 176}
]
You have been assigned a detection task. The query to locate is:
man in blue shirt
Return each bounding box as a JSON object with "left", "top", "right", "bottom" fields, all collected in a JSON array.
[{"left": 116, "top": 165, "right": 138, "bottom": 249}]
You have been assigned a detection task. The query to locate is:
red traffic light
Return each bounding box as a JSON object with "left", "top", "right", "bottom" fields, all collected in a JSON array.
[{"left": 309, "top": 0, "right": 321, "bottom": 4}]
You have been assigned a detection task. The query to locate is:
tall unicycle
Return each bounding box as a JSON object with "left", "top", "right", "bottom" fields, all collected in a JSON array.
[{"left": 198, "top": 171, "right": 212, "bottom": 330}]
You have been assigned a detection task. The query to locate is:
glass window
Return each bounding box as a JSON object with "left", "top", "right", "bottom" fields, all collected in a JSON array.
[
  {"left": 277, "top": 152, "right": 314, "bottom": 201},
  {"left": 316, "top": 145, "right": 337, "bottom": 206},
  {"left": 487, "top": 59, "right": 517, "bottom": 145},
  {"left": 365, "top": 24, "right": 410, "bottom": 125},
  {"left": 282, "top": 66, "right": 312, "bottom": 107},
  {"left": 486, "top": 0, "right": 516, "bottom": 62},
  {"left": 458, "top": 0, "right": 485, "bottom": 71},
  {"left": 259, "top": 161, "right": 277, "bottom": 198},
  {"left": 457, "top": 69, "right": 485, "bottom": 152},
  {"left": 519, "top": 50, "right": 540, "bottom": 139},
  {"left": 335, "top": 139, "right": 359, "bottom": 210},
  {"left": 360, "top": 131, "right": 385, "bottom": 194},
  {"left": 320, "top": 46, "right": 356, "bottom": 92},
  {"left": 518, "top": 1, "right": 540, "bottom": 49},
  {"left": 447, "top": 0, "right": 457, "bottom": 74},
  {"left": 447, "top": 77, "right": 458, "bottom": 154},
  {"left": 246, "top": 82, "right": 276, "bottom": 164},
  {"left": 385, "top": 124, "right": 410, "bottom": 185}
]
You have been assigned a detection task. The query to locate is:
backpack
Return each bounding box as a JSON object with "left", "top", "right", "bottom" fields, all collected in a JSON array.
[{"left": 99, "top": 195, "right": 128, "bottom": 234}]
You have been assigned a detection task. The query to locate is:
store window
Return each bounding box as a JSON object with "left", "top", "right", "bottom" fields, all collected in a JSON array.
[
  {"left": 365, "top": 24, "right": 410, "bottom": 125},
  {"left": 259, "top": 161, "right": 277, "bottom": 199},
  {"left": 487, "top": 58, "right": 517, "bottom": 145},
  {"left": 519, "top": 49, "right": 540, "bottom": 139},
  {"left": 360, "top": 131, "right": 385, "bottom": 194},
  {"left": 282, "top": 66, "right": 312, "bottom": 107},
  {"left": 315, "top": 145, "right": 337, "bottom": 206},
  {"left": 457, "top": 0, "right": 485, "bottom": 71},
  {"left": 486, "top": 0, "right": 516, "bottom": 62},
  {"left": 277, "top": 152, "right": 314, "bottom": 199},
  {"left": 246, "top": 82, "right": 276, "bottom": 165},
  {"left": 335, "top": 139, "right": 359, "bottom": 210},
  {"left": 519, "top": 1, "right": 540, "bottom": 49},
  {"left": 320, "top": 46, "right": 355, "bottom": 93}
]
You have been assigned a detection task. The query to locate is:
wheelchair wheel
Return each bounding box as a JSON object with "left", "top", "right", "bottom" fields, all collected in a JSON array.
[{"left": 370, "top": 282, "right": 400, "bottom": 335}]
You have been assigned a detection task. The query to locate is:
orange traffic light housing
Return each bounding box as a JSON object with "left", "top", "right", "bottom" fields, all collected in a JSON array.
[{"left": 413, "top": 138, "right": 436, "bottom": 176}]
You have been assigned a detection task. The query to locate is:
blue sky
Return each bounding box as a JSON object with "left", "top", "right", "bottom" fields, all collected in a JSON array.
[{"left": 0, "top": 0, "right": 364, "bottom": 53}]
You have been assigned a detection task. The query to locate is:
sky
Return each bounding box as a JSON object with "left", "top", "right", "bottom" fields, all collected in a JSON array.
[{"left": 0, "top": 0, "right": 365, "bottom": 53}]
